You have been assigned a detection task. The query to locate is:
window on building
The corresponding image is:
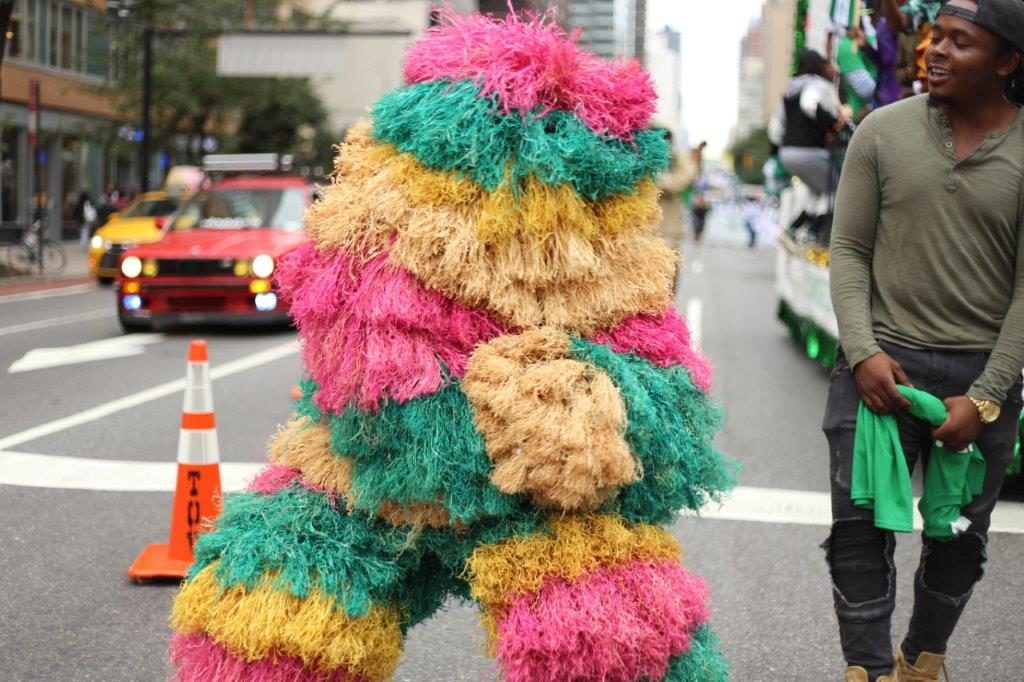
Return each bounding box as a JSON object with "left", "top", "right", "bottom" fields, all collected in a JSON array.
[
  {"left": 7, "top": 0, "right": 23, "bottom": 59},
  {"left": 84, "top": 13, "right": 109, "bottom": 79},
  {"left": 6, "top": 1, "right": 108, "bottom": 78},
  {"left": 48, "top": 1, "right": 59, "bottom": 67},
  {"left": 60, "top": 5, "right": 72, "bottom": 69}
]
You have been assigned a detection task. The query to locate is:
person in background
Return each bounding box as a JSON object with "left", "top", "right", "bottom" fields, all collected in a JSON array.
[
  {"left": 769, "top": 50, "right": 850, "bottom": 197},
  {"left": 864, "top": 1, "right": 903, "bottom": 107},
  {"left": 825, "top": 1, "right": 1024, "bottom": 679},
  {"left": 838, "top": 20, "right": 879, "bottom": 119},
  {"left": 886, "top": 0, "right": 943, "bottom": 96},
  {"left": 74, "top": 190, "right": 96, "bottom": 251},
  {"left": 762, "top": 144, "right": 791, "bottom": 201},
  {"left": 683, "top": 141, "right": 709, "bottom": 246},
  {"left": 741, "top": 194, "right": 760, "bottom": 249},
  {"left": 655, "top": 129, "right": 698, "bottom": 250}
]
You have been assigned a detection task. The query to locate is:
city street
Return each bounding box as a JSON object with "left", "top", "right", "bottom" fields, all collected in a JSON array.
[{"left": 2, "top": 214, "right": 1023, "bottom": 681}]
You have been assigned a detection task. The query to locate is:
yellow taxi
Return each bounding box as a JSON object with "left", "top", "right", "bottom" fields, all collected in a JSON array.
[{"left": 88, "top": 191, "right": 182, "bottom": 284}]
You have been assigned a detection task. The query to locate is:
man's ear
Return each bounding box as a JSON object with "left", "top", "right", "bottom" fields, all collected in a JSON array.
[{"left": 997, "top": 49, "right": 1022, "bottom": 78}]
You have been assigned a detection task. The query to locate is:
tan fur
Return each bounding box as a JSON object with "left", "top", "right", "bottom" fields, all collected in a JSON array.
[
  {"left": 303, "top": 122, "right": 676, "bottom": 334},
  {"left": 463, "top": 329, "right": 639, "bottom": 510}
]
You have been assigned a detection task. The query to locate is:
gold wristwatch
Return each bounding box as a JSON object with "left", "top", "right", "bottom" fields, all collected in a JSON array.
[{"left": 968, "top": 397, "right": 1001, "bottom": 424}]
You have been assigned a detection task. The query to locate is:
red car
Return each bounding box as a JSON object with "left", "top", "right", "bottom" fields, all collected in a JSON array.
[{"left": 115, "top": 175, "right": 312, "bottom": 332}]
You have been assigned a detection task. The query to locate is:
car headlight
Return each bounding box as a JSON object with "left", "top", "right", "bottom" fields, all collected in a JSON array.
[
  {"left": 251, "top": 254, "right": 275, "bottom": 279},
  {"left": 121, "top": 256, "right": 142, "bottom": 278},
  {"left": 90, "top": 235, "right": 104, "bottom": 249}
]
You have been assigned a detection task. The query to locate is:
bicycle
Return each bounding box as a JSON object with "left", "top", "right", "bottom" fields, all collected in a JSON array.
[{"left": 6, "top": 218, "right": 67, "bottom": 275}]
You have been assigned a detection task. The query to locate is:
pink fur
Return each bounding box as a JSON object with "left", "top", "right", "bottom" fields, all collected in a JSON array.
[
  {"left": 276, "top": 242, "right": 506, "bottom": 415},
  {"left": 246, "top": 465, "right": 304, "bottom": 495},
  {"left": 169, "top": 633, "right": 366, "bottom": 682},
  {"left": 245, "top": 464, "right": 339, "bottom": 505},
  {"left": 403, "top": 8, "right": 656, "bottom": 139},
  {"left": 494, "top": 559, "right": 711, "bottom": 682},
  {"left": 592, "top": 309, "right": 714, "bottom": 392}
]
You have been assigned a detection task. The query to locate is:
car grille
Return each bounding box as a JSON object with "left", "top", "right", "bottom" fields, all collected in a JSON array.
[
  {"left": 167, "top": 297, "right": 228, "bottom": 312},
  {"left": 156, "top": 259, "right": 236, "bottom": 276},
  {"left": 99, "top": 246, "right": 123, "bottom": 270}
]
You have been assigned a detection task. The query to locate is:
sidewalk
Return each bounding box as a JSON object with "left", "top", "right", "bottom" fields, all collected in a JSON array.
[{"left": 0, "top": 240, "right": 95, "bottom": 296}]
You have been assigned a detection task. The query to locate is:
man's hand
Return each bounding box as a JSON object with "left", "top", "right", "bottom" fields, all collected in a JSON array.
[
  {"left": 853, "top": 352, "right": 912, "bottom": 414},
  {"left": 932, "top": 396, "right": 986, "bottom": 452}
]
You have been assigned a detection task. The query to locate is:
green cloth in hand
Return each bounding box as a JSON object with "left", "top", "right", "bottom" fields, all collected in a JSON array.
[{"left": 851, "top": 385, "right": 987, "bottom": 539}]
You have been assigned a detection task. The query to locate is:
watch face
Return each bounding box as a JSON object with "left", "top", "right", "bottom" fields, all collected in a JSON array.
[{"left": 983, "top": 403, "right": 1001, "bottom": 423}]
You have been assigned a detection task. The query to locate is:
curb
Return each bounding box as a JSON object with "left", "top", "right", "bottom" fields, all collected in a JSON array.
[{"left": 0, "top": 277, "right": 96, "bottom": 299}]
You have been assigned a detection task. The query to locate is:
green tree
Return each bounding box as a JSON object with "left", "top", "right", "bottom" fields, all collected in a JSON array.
[
  {"left": 99, "top": 1, "right": 336, "bottom": 166},
  {"left": 729, "top": 127, "right": 772, "bottom": 186}
]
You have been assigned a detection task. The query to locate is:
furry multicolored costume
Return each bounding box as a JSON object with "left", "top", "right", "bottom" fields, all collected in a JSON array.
[{"left": 169, "top": 11, "right": 735, "bottom": 681}]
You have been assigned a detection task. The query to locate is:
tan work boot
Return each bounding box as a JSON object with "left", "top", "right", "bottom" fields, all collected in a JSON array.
[
  {"left": 843, "top": 666, "right": 891, "bottom": 682},
  {"left": 890, "top": 647, "right": 948, "bottom": 681}
]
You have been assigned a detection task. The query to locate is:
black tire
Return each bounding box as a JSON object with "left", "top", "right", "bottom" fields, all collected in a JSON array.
[
  {"left": 6, "top": 242, "right": 32, "bottom": 270},
  {"left": 118, "top": 312, "right": 151, "bottom": 333},
  {"left": 41, "top": 239, "right": 67, "bottom": 274},
  {"left": 97, "top": 276, "right": 115, "bottom": 285}
]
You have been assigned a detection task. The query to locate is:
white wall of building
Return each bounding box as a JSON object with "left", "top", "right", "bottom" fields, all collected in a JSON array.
[
  {"left": 646, "top": 26, "right": 684, "bottom": 149},
  {"left": 300, "top": 0, "right": 435, "bottom": 133}
]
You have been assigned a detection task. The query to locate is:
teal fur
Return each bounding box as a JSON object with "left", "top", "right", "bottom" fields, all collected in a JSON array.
[
  {"left": 371, "top": 79, "right": 670, "bottom": 201},
  {"left": 657, "top": 625, "right": 730, "bottom": 682},
  {"left": 330, "top": 382, "right": 524, "bottom": 525},
  {"left": 294, "top": 378, "right": 322, "bottom": 422},
  {"left": 571, "top": 339, "right": 738, "bottom": 525},
  {"left": 189, "top": 487, "right": 438, "bottom": 620},
  {"left": 304, "top": 341, "right": 735, "bottom": 527}
]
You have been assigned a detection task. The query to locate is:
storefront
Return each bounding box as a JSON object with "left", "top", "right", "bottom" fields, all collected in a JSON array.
[{"left": 0, "top": 0, "right": 136, "bottom": 241}]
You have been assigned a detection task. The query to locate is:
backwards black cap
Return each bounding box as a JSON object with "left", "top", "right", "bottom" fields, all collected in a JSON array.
[{"left": 938, "top": 0, "right": 1024, "bottom": 53}]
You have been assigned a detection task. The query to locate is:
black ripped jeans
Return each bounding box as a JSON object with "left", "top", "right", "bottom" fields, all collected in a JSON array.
[{"left": 822, "top": 340, "right": 1022, "bottom": 680}]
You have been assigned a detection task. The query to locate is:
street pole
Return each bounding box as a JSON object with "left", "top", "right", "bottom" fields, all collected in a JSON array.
[{"left": 140, "top": 26, "right": 153, "bottom": 193}]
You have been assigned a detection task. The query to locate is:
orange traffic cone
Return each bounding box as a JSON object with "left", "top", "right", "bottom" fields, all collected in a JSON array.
[{"left": 129, "top": 340, "right": 223, "bottom": 581}]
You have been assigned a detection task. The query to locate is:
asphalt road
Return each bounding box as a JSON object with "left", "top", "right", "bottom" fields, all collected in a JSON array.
[{"left": 1, "top": 214, "right": 1022, "bottom": 681}]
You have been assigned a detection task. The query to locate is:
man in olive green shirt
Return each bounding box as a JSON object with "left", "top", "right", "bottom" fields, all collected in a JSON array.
[{"left": 823, "top": 1, "right": 1024, "bottom": 680}]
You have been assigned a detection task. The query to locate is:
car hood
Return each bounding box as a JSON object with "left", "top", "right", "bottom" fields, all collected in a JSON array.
[
  {"left": 126, "top": 229, "right": 306, "bottom": 259},
  {"left": 95, "top": 218, "right": 163, "bottom": 244}
]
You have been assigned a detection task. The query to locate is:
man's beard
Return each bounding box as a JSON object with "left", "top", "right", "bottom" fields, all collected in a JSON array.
[{"left": 927, "top": 92, "right": 951, "bottom": 108}]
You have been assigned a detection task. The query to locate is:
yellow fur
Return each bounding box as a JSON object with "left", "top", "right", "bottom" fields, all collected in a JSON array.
[
  {"left": 171, "top": 564, "right": 403, "bottom": 680},
  {"left": 465, "top": 515, "right": 680, "bottom": 608}
]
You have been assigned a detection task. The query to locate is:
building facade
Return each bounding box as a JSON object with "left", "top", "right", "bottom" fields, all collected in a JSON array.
[
  {"left": 0, "top": 0, "right": 130, "bottom": 237},
  {"left": 736, "top": 18, "right": 765, "bottom": 141},
  {"left": 736, "top": 0, "right": 796, "bottom": 142},
  {"left": 646, "top": 24, "right": 683, "bottom": 148},
  {"left": 760, "top": 0, "right": 795, "bottom": 127},
  {"left": 554, "top": 0, "right": 646, "bottom": 63}
]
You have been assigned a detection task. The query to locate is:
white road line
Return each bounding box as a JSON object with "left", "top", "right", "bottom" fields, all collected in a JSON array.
[
  {"left": 0, "top": 282, "right": 95, "bottom": 304},
  {"left": 698, "top": 486, "right": 1024, "bottom": 536},
  {"left": 686, "top": 297, "right": 703, "bottom": 349},
  {"left": 0, "top": 340, "right": 298, "bottom": 451},
  {"left": 0, "top": 309, "right": 112, "bottom": 337},
  {"left": 2, "top": 465, "right": 1023, "bottom": 535},
  {"left": 0, "top": 451, "right": 261, "bottom": 492}
]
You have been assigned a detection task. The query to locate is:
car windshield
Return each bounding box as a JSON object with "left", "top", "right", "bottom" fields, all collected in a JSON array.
[
  {"left": 122, "top": 198, "right": 179, "bottom": 217},
  {"left": 168, "top": 188, "right": 306, "bottom": 231}
]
